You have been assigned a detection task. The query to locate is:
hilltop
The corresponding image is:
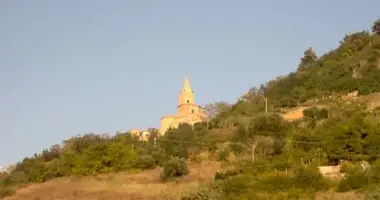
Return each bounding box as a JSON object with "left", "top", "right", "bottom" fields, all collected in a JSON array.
[
  {"left": 1, "top": 19, "right": 380, "bottom": 200},
  {"left": 209, "top": 19, "right": 380, "bottom": 127}
]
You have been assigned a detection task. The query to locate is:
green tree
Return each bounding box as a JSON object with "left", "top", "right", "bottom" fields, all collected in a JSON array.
[
  {"left": 297, "top": 47, "right": 317, "bottom": 71},
  {"left": 160, "top": 123, "right": 197, "bottom": 159},
  {"left": 204, "top": 102, "right": 231, "bottom": 120},
  {"left": 372, "top": 19, "right": 380, "bottom": 35}
]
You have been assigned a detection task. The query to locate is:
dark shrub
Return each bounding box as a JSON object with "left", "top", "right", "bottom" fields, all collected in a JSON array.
[
  {"left": 0, "top": 186, "right": 15, "bottom": 198},
  {"left": 337, "top": 168, "right": 369, "bottom": 192},
  {"left": 214, "top": 169, "right": 242, "bottom": 180},
  {"left": 217, "top": 148, "right": 230, "bottom": 162},
  {"left": 293, "top": 166, "right": 328, "bottom": 190},
  {"left": 181, "top": 187, "right": 220, "bottom": 200},
  {"left": 136, "top": 154, "right": 155, "bottom": 169},
  {"left": 160, "top": 157, "right": 189, "bottom": 181}
]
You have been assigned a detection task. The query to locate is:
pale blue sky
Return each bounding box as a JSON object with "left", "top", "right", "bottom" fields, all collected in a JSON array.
[{"left": 0, "top": 1, "right": 379, "bottom": 164}]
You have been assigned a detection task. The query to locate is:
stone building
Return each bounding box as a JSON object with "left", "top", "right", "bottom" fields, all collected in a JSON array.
[
  {"left": 159, "top": 74, "right": 207, "bottom": 135},
  {"left": 129, "top": 129, "right": 151, "bottom": 141}
]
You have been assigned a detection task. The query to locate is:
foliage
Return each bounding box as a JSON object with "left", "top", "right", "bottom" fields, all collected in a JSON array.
[
  {"left": 297, "top": 47, "right": 317, "bottom": 72},
  {"left": 236, "top": 29, "right": 380, "bottom": 109},
  {"left": 214, "top": 169, "right": 242, "bottom": 180},
  {"left": 160, "top": 124, "right": 197, "bottom": 159},
  {"left": 199, "top": 164, "right": 328, "bottom": 200},
  {"left": 160, "top": 157, "right": 189, "bottom": 181},
  {"left": 203, "top": 102, "right": 232, "bottom": 120},
  {"left": 339, "top": 161, "right": 356, "bottom": 173},
  {"left": 181, "top": 187, "right": 221, "bottom": 200},
  {"left": 337, "top": 160, "right": 380, "bottom": 192},
  {"left": 337, "top": 167, "right": 369, "bottom": 192},
  {"left": 303, "top": 106, "right": 329, "bottom": 120},
  {"left": 0, "top": 187, "right": 14, "bottom": 199},
  {"left": 217, "top": 147, "right": 230, "bottom": 162},
  {"left": 365, "top": 186, "right": 380, "bottom": 200},
  {"left": 292, "top": 165, "right": 329, "bottom": 190},
  {"left": 373, "top": 19, "right": 380, "bottom": 35},
  {"left": 136, "top": 154, "right": 155, "bottom": 169}
]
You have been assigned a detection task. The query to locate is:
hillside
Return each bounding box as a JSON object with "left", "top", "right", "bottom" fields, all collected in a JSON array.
[
  {"left": 1, "top": 19, "right": 380, "bottom": 200},
  {"left": 3, "top": 162, "right": 220, "bottom": 200},
  {"left": 208, "top": 21, "right": 380, "bottom": 128},
  {"left": 279, "top": 92, "right": 380, "bottom": 121},
  {"left": 265, "top": 31, "right": 380, "bottom": 108}
]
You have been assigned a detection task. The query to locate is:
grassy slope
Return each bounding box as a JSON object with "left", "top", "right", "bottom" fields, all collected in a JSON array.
[
  {"left": 3, "top": 162, "right": 220, "bottom": 200},
  {"left": 315, "top": 192, "right": 362, "bottom": 200},
  {"left": 280, "top": 92, "right": 380, "bottom": 121},
  {"left": 4, "top": 160, "right": 364, "bottom": 200}
]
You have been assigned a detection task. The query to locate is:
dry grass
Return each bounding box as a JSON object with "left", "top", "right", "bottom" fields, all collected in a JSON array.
[
  {"left": 315, "top": 191, "right": 363, "bottom": 200},
  {"left": 359, "top": 92, "right": 380, "bottom": 109},
  {"left": 281, "top": 106, "right": 308, "bottom": 121},
  {"left": 4, "top": 161, "right": 220, "bottom": 200},
  {"left": 280, "top": 92, "right": 380, "bottom": 121}
]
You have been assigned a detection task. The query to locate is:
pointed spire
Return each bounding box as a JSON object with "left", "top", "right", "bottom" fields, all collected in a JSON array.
[
  {"left": 182, "top": 73, "right": 192, "bottom": 92},
  {"left": 178, "top": 73, "right": 195, "bottom": 106}
]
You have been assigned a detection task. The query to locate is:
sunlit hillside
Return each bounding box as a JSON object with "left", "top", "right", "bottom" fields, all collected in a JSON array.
[{"left": 3, "top": 162, "right": 220, "bottom": 200}]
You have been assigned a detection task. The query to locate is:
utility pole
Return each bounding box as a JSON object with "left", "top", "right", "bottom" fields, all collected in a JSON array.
[{"left": 265, "top": 97, "right": 268, "bottom": 114}]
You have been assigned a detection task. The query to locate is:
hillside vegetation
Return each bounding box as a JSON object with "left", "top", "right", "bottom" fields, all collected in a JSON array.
[
  {"left": 210, "top": 19, "right": 380, "bottom": 123},
  {"left": 1, "top": 19, "right": 380, "bottom": 200},
  {"left": 3, "top": 162, "right": 220, "bottom": 200}
]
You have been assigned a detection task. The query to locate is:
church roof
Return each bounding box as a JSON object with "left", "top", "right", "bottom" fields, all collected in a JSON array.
[{"left": 182, "top": 73, "right": 192, "bottom": 93}]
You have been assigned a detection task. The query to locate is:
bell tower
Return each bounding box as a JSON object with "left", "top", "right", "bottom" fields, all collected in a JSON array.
[
  {"left": 160, "top": 73, "right": 207, "bottom": 135},
  {"left": 177, "top": 73, "right": 199, "bottom": 117}
]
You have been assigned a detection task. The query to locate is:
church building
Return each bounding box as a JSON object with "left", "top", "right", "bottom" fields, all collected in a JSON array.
[{"left": 159, "top": 74, "right": 207, "bottom": 135}]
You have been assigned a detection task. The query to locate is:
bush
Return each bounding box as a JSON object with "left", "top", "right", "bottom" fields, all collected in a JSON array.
[
  {"left": 214, "top": 169, "right": 242, "bottom": 180},
  {"left": 286, "top": 187, "right": 316, "bottom": 199},
  {"left": 151, "top": 151, "right": 167, "bottom": 166},
  {"left": 259, "top": 172, "right": 293, "bottom": 192},
  {"left": 303, "top": 107, "right": 329, "bottom": 120},
  {"left": 337, "top": 169, "right": 369, "bottom": 192},
  {"left": 250, "top": 166, "right": 328, "bottom": 193},
  {"left": 339, "top": 161, "right": 356, "bottom": 173},
  {"left": 364, "top": 186, "right": 380, "bottom": 200},
  {"left": 181, "top": 187, "right": 220, "bottom": 200},
  {"left": 188, "top": 154, "right": 204, "bottom": 164},
  {"left": 219, "top": 174, "right": 254, "bottom": 197},
  {"left": 293, "top": 166, "right": 329, "bottom": 190},
  {"left": 0, "top": 186, "right": 15, "bottom": 198},
  {"left": 136, "top": 154, "right": 155, "bottom": 169},
  {"left": 41, "top": 170, "right": 62, "bottom": 182},
  {"left": 160, "top": 157, "right": 189, "bottom": 181},
  {"left": 217, "top": 148, "right": 230, "bottom": 162}
]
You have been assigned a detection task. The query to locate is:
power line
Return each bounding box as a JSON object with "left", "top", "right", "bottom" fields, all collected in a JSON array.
[
  {"left": 63, "top": 134, "right": 380, "bottom": 146},
  {"left": 154, "top": 138, "right": 376, "bottom": 145}
]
